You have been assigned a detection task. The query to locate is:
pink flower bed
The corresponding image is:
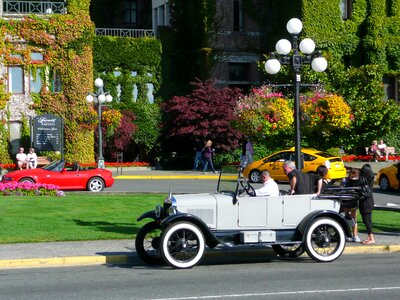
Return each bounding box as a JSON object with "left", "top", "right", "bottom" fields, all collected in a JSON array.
[{"left": 0, "top": 182, "right": 64, "bottom": 196}]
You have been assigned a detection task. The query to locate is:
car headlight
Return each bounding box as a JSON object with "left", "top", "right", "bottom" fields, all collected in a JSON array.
[
  {"left": 1, "top": 176, "right": 12, "bottom": 182},
  {"left": 168, "top": 206, "right": 177, "bottom": 215},
  {"left": 155, "top": 205, "right": 163, "bottom": 219}
]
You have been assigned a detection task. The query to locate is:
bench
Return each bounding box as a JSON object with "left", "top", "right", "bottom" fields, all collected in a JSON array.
[
  {"left": 37, "top": 156, "right": 52, "bottom": 167},
  {"left": 365, "top": 146, "right": 396, "bottom": 161},
  {"left": 365, "top": 146, "right": 395, "bottom": 155}
]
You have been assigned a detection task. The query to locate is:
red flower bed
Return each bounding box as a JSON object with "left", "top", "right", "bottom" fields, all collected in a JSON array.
[{"left": 341, "top": 155, "right": 400, "bottom": 162}]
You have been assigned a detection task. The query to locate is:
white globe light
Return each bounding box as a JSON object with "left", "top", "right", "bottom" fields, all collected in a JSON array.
[
  {"left": 275, "top": 39, "right": 292, "bottom": 55},
  {"left": 299, "top": 38, "right": 315, "bottom": 54},
  {"left": 94, "top": 78, "right": 104, "bottom": 88},
  {"left": 286, "top": 18, "right": 303, "bottom": 34},
  {"left": 105, "top": 94, "right": 113, "bottom": 103},
  {"left": 311, "top": 57, "right": 328, "bottom": 72},
  {"left": 98, "top": 94, "right": 106, "bottom": 103},
  {"left": 264, "top": 59, "right": 281, "bottom": 75},
  {"left": 86, "top": 94, "right": 94, "bottom": 103}
]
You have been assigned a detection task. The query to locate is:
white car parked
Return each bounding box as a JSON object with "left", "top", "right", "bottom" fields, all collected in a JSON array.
[{"left": 136, "top": 165, "right": 357, "bottom": 269}]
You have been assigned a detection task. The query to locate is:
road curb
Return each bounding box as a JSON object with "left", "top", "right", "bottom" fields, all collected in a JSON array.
[
  {"left": 0, "top": 255, "right": 129, "bottom": 269},
  {"left": 0, "top": 245, "right": 399, "bottom": 269}
]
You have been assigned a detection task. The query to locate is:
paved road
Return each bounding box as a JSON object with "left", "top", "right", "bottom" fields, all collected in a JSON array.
[{"left": 1, "top": 253, "right": 399, "bottom": 299}]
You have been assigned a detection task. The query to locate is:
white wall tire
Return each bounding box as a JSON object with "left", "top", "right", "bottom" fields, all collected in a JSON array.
[
  {"left": 160, "top": 222, "right": 205, "bottom": 269},
  {"left": 304, "top": 218, "right": 345, "bottom": 262}
]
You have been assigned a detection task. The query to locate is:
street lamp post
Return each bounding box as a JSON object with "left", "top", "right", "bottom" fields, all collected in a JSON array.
[
  {"left": 86, "top": 78, "right": 113, "bottom": 169},
  {"left": 264, "top": 18, "right": 327, "bottom": 169}
]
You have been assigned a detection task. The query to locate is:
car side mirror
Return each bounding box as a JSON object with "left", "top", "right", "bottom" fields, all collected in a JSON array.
[{"left": 61, "top": 168, "right": 66, "bottom": 173}]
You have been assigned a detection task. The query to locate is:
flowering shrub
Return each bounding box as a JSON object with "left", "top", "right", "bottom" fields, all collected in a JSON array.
[
  {"left": 102, "top": 109, "right": 122, "bottom": 128},
  {"left": 77, "top": 107, "right": 99, "bottom": 130},
  {"left": 234, "top": 85, "right": 294, "bottom": 139},
  {"left": 300, "top": 93, "right": 352, "bottom": 131},
  {"left": 0, "top": 182, "right": 64, "bottom": 196}
]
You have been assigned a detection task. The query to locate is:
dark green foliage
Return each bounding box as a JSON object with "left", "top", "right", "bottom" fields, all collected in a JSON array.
[
  {"left": 92, "top": 36, "right": 162, "bottom": 160},
  {"left": 158, "top": 0, "right": 216, "bottom": 99}
]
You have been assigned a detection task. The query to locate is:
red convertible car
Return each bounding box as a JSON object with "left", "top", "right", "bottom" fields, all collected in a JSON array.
[{"left": 1, "top": 160, "right": 114, "bottom": 192}]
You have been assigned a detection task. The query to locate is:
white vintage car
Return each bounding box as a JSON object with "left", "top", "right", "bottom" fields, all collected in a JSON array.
[{"left": 136, "top": 165, "right": 355, "bottom": 269}]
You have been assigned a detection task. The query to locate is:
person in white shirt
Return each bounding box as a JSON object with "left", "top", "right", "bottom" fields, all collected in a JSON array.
[
  {"left": 26, "top": 148, "right": 38, "bottom": 169},
  {"left": 378, "top": 139, "right": 389, "bottom": 161},
  {"left": 16, "top": 147, "right": 28, "bottom": 170},
  {"left": 255, "top": 170, "right": 280, "bottom": 197}
]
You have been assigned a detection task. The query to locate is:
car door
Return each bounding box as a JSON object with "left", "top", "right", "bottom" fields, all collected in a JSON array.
[
  {"left": 263, "top": 151, "right": 292, "bottom": 180},
  {"left": 45, "top": 169, "right": 85, "bottom": 189},
  {"left": 238, "top": 195, "right": 267, "bottom": 227}
]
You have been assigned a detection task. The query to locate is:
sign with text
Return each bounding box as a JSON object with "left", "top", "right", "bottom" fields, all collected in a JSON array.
[{"left": 31, "top": 114, "right": 63, "bottom": 152}]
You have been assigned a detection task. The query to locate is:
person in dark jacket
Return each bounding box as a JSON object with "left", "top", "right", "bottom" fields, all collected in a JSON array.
[
  {"left": 344, "top": 168, "right": 363, "bottom": 242},
  {"left": 359, "top": 164, "right": 376, "bottom": 245},
  {"left": 283, "top": 160, "right": 313, "bottom": 195}
]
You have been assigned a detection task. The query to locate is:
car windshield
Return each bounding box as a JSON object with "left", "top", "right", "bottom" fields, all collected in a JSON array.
[
  {"left": 217, "top": 164, "right": 241, "bottom": 194},
  {"left": 43, "top": 160, "right": 65, "bottom": 172}
]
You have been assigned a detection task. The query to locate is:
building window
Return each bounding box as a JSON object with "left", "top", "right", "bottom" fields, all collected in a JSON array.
[
  {"left": 30, "top": 52, "right": 44, "bottom": 61},
  {"left": 30, "top": 52, "right": 44, "bottom": 93},
  {"left": 8, "top": 66, "right": 24, "bottom": 94},
  {"left": 233, "top": 0, "right": 244, "bottom": 32},
  {"left": 30, "top": 69, "right": 42, "bottom": 93},
  {"left": 124, "top": 0, "right": 137, "bottom": 25},
  {"left": 340, "top": 0, "right": 352, "bottom": 20},
  {"left": 52, "top": 70, "right": 62, "bottom": 93},
  {"left": 229, "top": 63, "right": 249, "bottom": 81},
  {"left": 383, "top": 76, "right": 399, "bottom": 103}
]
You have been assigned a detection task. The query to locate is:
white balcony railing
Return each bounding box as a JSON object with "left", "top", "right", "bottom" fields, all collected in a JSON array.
[
  {"left": 95, "top": 28, "right": 155, "bottom": 38},
  {"left": 3, "top": 1, "right": 66, "bottom": 15}
]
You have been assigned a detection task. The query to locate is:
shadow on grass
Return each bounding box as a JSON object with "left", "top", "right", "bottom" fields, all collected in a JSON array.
[{"left": 72, "top": 219, "right": 141, "bottom": 235}]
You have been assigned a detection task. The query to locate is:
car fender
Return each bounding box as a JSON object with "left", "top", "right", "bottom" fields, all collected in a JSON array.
[
  {"left": 161, "top": 213, "right": 220, "bottom": 248},
  {"left": 297, "top": 210, "right": 351, "bottom": 238},
  {"left": 137, "top": 210, "right": 158, "bottom": 222}
]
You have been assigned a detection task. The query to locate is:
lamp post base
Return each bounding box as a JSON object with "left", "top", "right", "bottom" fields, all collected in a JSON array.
[{"left": 98, "top": 159, "right": 105, "bottom": 169}]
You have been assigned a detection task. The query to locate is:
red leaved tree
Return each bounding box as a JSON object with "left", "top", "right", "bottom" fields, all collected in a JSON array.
[{"left": 163, "top": 79, "right": 244, "bottom": 152}]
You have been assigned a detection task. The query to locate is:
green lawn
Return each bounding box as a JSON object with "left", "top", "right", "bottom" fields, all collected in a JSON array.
[{"left": 0, "top": 193, "right": 398, "bottom": 244}]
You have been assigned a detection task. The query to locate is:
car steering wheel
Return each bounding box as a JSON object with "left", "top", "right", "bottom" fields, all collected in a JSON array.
[{"left": 239, "top": 181, "right": 256, "bottom": 197}]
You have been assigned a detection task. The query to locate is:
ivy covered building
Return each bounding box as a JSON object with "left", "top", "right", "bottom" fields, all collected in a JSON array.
[{"left": 0, "top": 0, "right": 162, "bottom": 165}]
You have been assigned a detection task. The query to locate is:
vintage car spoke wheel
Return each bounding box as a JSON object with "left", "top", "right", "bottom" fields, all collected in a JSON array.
[
  {"left": 135, "top": 221, "right": 163, "bottom": 265},
  {"left": 304, "top": 218, "right": 345, "bottom": 262},
  {"left": 19, "top": 178, "right": 35, "bottom": 183},
  {"left": 379, "top": 175, "right": 390, "bottom": 191},
  {"left": 249, "top": 170, "right": 261, "bottom": 183},
  {"left": 87, "top": 177, "right": 105, "bottom": 192},
  {"left": 160, "top": 222, "right": 205, "bottom": 269},
  {"left": 272, "top": 244, "right": 305, "bottom": 258}
]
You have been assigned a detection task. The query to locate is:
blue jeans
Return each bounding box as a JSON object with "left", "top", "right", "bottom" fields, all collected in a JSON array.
[
  {"left": 202, "top": 157, "right": 215, "bottom": 172},
  {"left": 193, "top": 151, "right": 203, "bottom": 170}
]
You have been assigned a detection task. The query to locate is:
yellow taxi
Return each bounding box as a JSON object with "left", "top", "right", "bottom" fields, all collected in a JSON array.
[
  {"left": 376, "top": 162, "right": 400, "bottom": 191},
  {"left": 243, "top": 147, "right": 347, "bottom": 183}
]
